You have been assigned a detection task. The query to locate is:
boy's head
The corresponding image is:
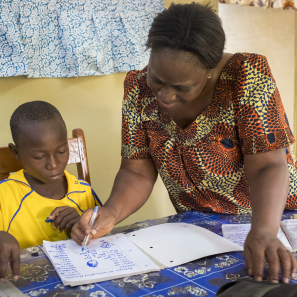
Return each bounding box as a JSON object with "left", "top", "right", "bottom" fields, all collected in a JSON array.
[
  {"left": 10, "top": 101, "right": 65, "bottom": 146},
  {"left": 9, "top": 101, "right": 69, "bottom": 185}
]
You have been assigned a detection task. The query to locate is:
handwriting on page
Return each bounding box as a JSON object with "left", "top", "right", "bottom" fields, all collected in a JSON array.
[
  {"left": 81, "top": 240, "right": 135, "bottom": 272},
  {"left": 44, "top": 238, "right": 136, "bottom": 280},
  {"left": 280, "top": 220, "right": 297, "bottom": 251},
  {"left": 43, "top": 233, "right": 161, "bottom": 286},
  {"left": 49, "top": 243, "right": 83, "bottom": 278},
  {"left": 222, "top": 224, "right": 251, "bottom": 247},
  {"left": 222, "top": 223, "right": 292, "bottom": 251}
]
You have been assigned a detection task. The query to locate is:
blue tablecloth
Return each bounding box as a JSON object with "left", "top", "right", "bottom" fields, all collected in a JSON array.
[{"left": 6, "top": 210, "right": 297, "bottom": 297}]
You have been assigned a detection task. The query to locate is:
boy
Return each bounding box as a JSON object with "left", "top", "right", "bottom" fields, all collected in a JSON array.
[{"left": 0, "top": 101, "right": 101, "bottom": 281}]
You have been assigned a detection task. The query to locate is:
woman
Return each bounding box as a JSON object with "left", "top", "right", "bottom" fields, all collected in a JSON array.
[{"left": 72, "top": 3, "right": 297, "bottom": 283}]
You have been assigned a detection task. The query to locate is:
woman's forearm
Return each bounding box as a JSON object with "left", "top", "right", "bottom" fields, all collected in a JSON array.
[
  {"left": 249, "top": 163, "right": 289, "bottom": 233},
  {"left": 104, "top": 158, "right": 158, "bottom": 224},
  {"left": 244, "top": 149, "right": 289, "bottom": 233},
  {"left": 71, "top": 158, "right": 158, "bottom": 244}
]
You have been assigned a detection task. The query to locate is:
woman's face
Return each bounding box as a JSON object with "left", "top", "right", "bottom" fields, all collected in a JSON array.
[{"left": 147, "top": 48, "right": 211, "bottom": 111}]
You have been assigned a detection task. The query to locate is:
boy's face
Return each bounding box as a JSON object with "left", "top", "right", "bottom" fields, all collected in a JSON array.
[{"left": 11, "top": 118, "right": 69, "bottom": 185}]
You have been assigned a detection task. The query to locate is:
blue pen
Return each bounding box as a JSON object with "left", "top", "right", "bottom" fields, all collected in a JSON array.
[{"left": 81, "top": 206, "right": 99, "bottom": 251}]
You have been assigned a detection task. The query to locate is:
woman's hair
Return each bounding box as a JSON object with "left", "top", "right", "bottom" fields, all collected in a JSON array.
[{"left": 146, "top": 2, "right": 225, "bottom": 69}]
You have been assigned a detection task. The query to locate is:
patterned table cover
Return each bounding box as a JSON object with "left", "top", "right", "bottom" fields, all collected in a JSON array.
[{"left": 5, "top": 210, "right": 297, "bottom": 297}]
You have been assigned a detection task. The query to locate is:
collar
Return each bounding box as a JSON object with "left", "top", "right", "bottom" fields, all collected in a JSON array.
[{"left": 8, "top": 170, "right": 85, "bottom": 194}]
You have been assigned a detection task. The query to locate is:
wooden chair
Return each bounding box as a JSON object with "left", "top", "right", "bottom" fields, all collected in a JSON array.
[{"left": 0, "top": 128, "right": 91, "bottom": 184}]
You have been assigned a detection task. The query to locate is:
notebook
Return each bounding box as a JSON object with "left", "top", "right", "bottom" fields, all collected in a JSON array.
[
  {"left": 222, "top": 219, "right": 297, "bottom": 252},
  {"left": 43, "top": 222, "right": 243, "bottom": 286}
]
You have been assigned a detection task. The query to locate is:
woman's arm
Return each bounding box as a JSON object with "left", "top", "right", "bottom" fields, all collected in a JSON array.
[
  {"left": 104, "top": 157, "right": 158, "bottom": 224},
  {"left": 71, "top": 157, "right": 158, "bottom": 243},
  {"left": 244, "top": 147, "right": 296, "bottom": 283}
]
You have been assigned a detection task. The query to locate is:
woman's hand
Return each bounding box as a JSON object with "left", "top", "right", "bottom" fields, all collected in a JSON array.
[
  {"left": 49, "top": 206, "right": 80, "bottom": 232},
  {"left": 71, "top": 158, "right": 158, "bottom": 246},
  {"left": 71, "top": 206, "right": 117, "bottom": 245},
  {"left": 244, "top": 228, "right": 296, "bottom": 283},
  {"left": 244, "top": 148, "right": 294, "bottom": 282},
  {"left": 0, "top": 231, "right": 20, "bottom": 281}
]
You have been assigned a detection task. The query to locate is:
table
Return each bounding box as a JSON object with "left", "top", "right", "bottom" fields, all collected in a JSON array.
[{"left": 4, "top": 210, "right": 297, "bottom": 297}]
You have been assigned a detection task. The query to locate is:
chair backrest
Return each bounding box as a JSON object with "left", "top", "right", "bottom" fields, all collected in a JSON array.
[{"left": 0, "top": 128, "right": 91, "bottom": 185}]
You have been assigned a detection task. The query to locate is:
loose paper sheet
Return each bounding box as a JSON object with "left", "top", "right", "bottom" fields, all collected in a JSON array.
[
  {"left": 280, "top": 220, "right": 297, "bottom": 251},
  {"left": 126, "top": 223, "right": 243, "bottom": 268},
  {"left": 222, "top": 223, "right": 292, "bottom": 252},
  {"left": 43, "top": 234, "right": 160, "bottom": 286}
]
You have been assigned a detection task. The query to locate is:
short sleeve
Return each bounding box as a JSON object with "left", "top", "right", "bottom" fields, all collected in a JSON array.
[
  {"left": 235, "top": 54, "right": 294, "bottom": 154},
  {"left": 121, "top": 70, "right": 151, "bottom": 159}
]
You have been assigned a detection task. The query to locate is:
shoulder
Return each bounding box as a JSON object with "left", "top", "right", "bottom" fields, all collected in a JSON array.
[
  {"left": 64, "top": 171, "right": 91, "bottom": 192},
  {"left": 230, "top": 52, "right": 268, "bottom": 65},
  {"left": 124, "top": 67, "right": 148, "bottom": 89},
  {"left": 0, "top": 172, "right": 30, "bottom": 201},
  {"left": 230, "top": 53, "right": 273, "bottom": 79},
  {"left": 124, "top": 66, "right": 152, "bottom": 101},
  {"left": 0, "top": 170, "right": 29, "bottom": 190},
  {"left": 0, "top": 178, "right": 14, "bottom": 190}
]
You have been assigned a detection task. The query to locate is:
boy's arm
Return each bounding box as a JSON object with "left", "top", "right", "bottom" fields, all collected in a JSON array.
[{"left": 0, "top": 231, "right": 20, "bottom": 281}]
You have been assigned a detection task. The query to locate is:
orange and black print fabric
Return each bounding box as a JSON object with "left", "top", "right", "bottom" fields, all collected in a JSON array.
[{"left": 121, "top": 53, "right": 297, "bottom": 214}]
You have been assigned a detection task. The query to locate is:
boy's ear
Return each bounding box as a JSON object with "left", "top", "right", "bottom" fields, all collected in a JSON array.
[{"left": 8, "top": 143, "right": 21, "bottom": 161}]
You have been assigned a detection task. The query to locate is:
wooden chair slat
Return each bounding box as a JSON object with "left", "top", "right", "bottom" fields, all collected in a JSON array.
[
  {"left": 67, "top": 138, "right": 80, "bottom": 165},
  {"left": 0, "top": 147, "right": 23, "bottom": 174}
]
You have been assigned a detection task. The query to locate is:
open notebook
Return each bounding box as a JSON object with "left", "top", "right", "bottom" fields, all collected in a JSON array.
[
  {"left": 222, "top": 219, "right": 297, "bottom": 252},
  {"left": 43, "top": 222, "right": 242, "bottom": 286}
]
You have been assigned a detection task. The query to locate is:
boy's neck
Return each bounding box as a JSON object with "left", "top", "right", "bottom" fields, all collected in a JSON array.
[{"left": 24, "top": 172, "right": 68, "bottom": 200}]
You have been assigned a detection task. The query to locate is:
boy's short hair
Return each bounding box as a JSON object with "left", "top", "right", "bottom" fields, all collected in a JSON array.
[{"left": 10, "top": 101, "right": 65, "bottom": 145}]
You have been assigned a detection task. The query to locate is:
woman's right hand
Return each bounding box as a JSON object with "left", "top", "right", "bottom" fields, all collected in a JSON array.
[
  {"left": 71, "top": 206, "right": 117, "bottom": 245},
  {"left": 0, "top": 231, "right": 20, "bottom": 281}
]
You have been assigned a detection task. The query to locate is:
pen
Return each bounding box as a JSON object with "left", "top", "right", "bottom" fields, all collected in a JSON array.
[{"left": 81, "top": 206, "right": 99, "bottom": 251}]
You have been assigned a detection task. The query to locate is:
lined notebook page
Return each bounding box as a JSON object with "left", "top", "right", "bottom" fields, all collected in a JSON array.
[
  {"left": 43, "top": 233, "right": 160, "bottom": 286},
  {"left": 280, "top": 220, "right": 297, "bottom": 252},
  {"left": 222, "top": 223, "right": 292, "bottom": 252}
]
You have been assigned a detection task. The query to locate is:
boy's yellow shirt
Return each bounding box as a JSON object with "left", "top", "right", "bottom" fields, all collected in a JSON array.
[{"left": 0, "top": 170, "right": 101, "bottom": 248}]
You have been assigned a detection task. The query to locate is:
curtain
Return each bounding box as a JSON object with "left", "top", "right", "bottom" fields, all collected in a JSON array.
[{"left": 0, "top": 0, "right": 164, "bottom": 78}]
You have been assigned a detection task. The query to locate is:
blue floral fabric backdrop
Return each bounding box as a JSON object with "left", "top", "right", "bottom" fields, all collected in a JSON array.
[{"left": 0, "top": 0, "right": 164, "bottom": 78}]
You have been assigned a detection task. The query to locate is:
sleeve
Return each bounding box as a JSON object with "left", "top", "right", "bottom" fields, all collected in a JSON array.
[
  {"left": 77, "top": 178, "right": 102, "bottom": 208},
  {"left": 121, "top": 70, "right": 151, "bottom": 159},
  {"left": 234, "top": 54, "right": 294, "bottom": 155},
  {"left": 90, "top": 187, "right": 102, "bottom": 207}
]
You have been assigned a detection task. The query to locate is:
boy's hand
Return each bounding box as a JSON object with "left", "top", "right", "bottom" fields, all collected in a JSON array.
[
  {"left": 71, "top": 207, "right": 116, "bottom": 245},
  {"left": 49, "top": 206, "right": 80, "bottom": 232},
  {"left": 0, "top": 231, "right": 20, "bottom": 281}
]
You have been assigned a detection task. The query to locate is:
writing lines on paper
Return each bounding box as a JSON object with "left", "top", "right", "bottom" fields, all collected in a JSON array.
[
  {"left": 280, "top": 220, "right": 297, "bottom": 251},
  {"left": 50, "top": 243, "right": 83, "bottom": 279},
  {"left": 222, "top": 223, "right": 292, "bottom": 252},
  {"left": 80, "top": 240, "right": 136, "bottom": 273},
  {"left": 221, "top": 224, "right": 250, "bottom": 247},
  {"left": 43, "top": 233, "right": 160, "bottom": 286}
]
